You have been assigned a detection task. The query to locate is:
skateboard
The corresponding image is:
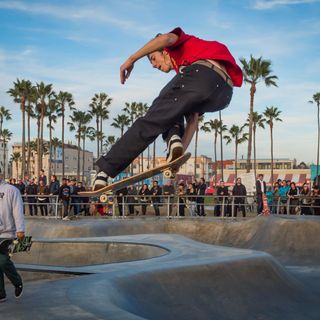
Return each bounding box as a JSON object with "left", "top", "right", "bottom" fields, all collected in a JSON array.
[
  {"left": 79, "top": 152, "right": 191, "bottom": 202},
  {"left": 0, "top": 236, "right": 32, "bottom": 257}
]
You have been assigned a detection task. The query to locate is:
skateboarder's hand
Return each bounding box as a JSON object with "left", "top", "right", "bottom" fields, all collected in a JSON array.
[
  {"left": 120, "top": 59, "right": 134, "bottom": 84},
  {"left": 16, "top": 232, "right": 25, "bottom": 240}
]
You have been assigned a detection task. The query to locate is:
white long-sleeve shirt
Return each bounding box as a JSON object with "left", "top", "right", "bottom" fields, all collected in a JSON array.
[{"left": 0, "top": 180, "right": 25, "bottom": 238}]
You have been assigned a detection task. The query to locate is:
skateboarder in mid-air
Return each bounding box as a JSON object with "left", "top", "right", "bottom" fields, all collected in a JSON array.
[{"left": 93, "top": 27, "right": 243, "bottom": 190}]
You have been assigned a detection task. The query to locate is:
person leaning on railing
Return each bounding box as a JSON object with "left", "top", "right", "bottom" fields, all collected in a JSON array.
[
  {"left": 138, "top": 184, "right": 151, "bottom": 216},
  {"left": 232, "top": 178, "right": 247, "bottom": 217},
  {"left": 311, "top": 185, "right": 320, "bottom": 215},
  {"left": 287, "top": 182, "right": 299, "bottom": 215},
  {"left": 214, "top": 180, "right": 229, "bottom": 217},
  {"left": 186, "top": 182, "right": 197, "bottom": 216},
  {"left": 299, "top": 183, "right": 312, "bottom": 215},
  {"left": 177, "top": 183, "right": 186, "bottom": 216}
]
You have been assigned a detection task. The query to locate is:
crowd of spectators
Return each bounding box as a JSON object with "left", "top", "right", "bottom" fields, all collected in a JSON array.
[{"left": 7, "top": 171, "right": 320, "bottom": 218}]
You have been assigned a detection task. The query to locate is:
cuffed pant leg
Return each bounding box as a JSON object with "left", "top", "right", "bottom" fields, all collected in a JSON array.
[{"left": 0, "top": 253, "right": 22, "bottom": 294}]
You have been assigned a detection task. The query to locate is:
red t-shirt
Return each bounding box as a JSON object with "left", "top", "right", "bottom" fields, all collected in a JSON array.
[{"left": 164, "top": 27, "right": 243, "bottom": 87}]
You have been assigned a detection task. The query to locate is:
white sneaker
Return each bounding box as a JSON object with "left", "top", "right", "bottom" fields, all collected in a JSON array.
[
  {"left": 166, "top": 135, "right": 183, "bottom": 163},
  {"left": 62, "top": 216, "right": 70, "bottom": 221},
  {"left": 92, "top": 171, "right": 109, "bottom": 191}
]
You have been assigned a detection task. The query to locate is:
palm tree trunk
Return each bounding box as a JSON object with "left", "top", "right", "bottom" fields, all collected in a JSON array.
[
  {"left": 100, "top": 117, "right": 103, "bottom": 156},
  {"left": 27, "top": 105, "right": 31, "bottom": 177},
  {"left": 62, "top": 110, "right": 65, "bottom": 178},
  {"left": 214, "top": 132, "right": 217, "bottom": 189},
  {"left": 48, "top": 119, "right": 52, "bottom": 181},
  {"left": 3, "top": 140, "right": 6, "bottom": 179},
  {"left": 317, "top": 104, "right": 320, "bottom": 185},
  {"left": 96, "top": 117, "right": 99, "bottom": 159},
  {"left": 194, "top": 127, "right": 199, "bottom": 178},
  {"left": 246, "top": 84, "right": 256, "bottom": 173},
  {"left": 77, "top": 131, "right": 81, "bottom": 181},
  {"left": 270, "top": 125, "right": 274, "bottom": 186},
  {"left": 219, "top": 111, "right": 224, "bottom": 181},
  {"left": 253, "top": 127, "right": 257, "bottom": 180},
  {"left": 37, "top": 117, "right": 41, "bottom": 177},
  {"left": 235, "top": 142, "right": 238, "bottom": 179},
  {"left": 153, "top": 140, "right": 156, "bottom": 168},
  {"left": 16, "top": 161, "right": 19, "bottom": 180},
  {"left": 40, "top": 102, "right": 45, "bottom": 171},
  {"left": 53, "top": 146, "right": 57, "bottom": 174},
  {"left": 21, "top": 101, "right": 26, "bottom": 180},
  {"left": 82, "top": 137, "right": 85, "bottom": 182}
]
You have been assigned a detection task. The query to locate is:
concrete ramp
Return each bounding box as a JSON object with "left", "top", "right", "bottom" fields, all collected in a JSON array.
[{"left": 106, "top": 258, "right": 317, "bottom": 320}]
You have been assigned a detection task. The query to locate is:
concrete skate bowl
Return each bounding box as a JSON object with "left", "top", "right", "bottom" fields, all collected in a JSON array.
[
  {"left": 12, "top": 240, "right": 168, "bottom": 267},
  {"left": 73, "top": 253, "right": 319, "bottom": 320},
  {"left": 26, "top": 216, "right": 320, "bottom": 266}
]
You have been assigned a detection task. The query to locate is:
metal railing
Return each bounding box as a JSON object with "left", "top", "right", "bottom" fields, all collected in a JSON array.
[{"left": 20, "top": 194, "right": 320, "bottom": 219}]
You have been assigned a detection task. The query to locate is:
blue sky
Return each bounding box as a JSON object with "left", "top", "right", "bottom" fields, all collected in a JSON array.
[{"left": 0, "top": 0, "right": 319, "bottom": 163}]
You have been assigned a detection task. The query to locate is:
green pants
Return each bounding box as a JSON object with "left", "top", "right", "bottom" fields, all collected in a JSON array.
[{"left": 0, "top": 252, "right": 22, "bottom": 297}]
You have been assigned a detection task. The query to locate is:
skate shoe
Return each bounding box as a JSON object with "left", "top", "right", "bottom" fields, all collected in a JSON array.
[
  {"left": 15, "top": 284, "right": 23, "bottom": 299},
  {"left": 166, "top": 135, "right": 183, "bottom": 163},
  {"left": 92, "top": 171, "right": 109, "bottom": 191}
]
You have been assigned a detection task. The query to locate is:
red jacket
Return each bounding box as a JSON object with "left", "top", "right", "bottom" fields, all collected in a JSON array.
[{"left": 165, "top": 27, "right": 243, "bottom": 87}]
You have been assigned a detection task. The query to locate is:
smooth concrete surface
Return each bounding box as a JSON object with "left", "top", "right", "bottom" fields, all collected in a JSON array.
[
  {"left": 13, "top": 240, "right": 168, "bottom": 267},
  {"left": 25, "top": 215, "right": 320, "bottom": 265},
  {"left": 1, "top": 216, "right": 319, "bottom": 319}
]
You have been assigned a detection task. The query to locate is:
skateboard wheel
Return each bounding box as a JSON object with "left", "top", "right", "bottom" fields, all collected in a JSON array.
[
  {"left": 163, "top": 169, "right": 174, "bottom": 179},
  {"left": 100, "top": 194, "right": 108, "bottom": 203}
]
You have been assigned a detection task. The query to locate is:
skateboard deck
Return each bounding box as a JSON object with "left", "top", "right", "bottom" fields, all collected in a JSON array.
[
  {"left": 79, "top": 152, "right": 191, "bottom": 197},
  {"left": 0, "top": 236, "right": 33, "bottom": 257}
]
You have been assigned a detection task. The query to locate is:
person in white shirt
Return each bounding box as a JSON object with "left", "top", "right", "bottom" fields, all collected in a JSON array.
[{"left": 0, "top": 170, "right": 25, "bottom": 302}]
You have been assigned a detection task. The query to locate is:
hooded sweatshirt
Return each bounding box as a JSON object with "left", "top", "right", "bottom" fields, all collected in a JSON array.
[{"left": 0, "top": 180, "right": 25, "bottom": 238}]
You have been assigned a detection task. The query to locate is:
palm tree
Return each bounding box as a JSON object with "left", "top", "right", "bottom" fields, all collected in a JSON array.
[
  {"left": 111, "top": 114, "right": 130, "bottom": 138},
  {"left": 36, "top": 82, "right": 54, "bottom": 175},
  {"left": 89, "top": 93, "right": 112, "bottom": 158},
  {"left": 68, "top": 111, "right": 92, "bottom": 181},
  {"left": 25, "top": 83, "right": 37, "bottom": 176},
  {"left": 79, "top": 113, "right": 93, "bottom": 181},
  {"left": 55, "top": 91, "right": 75, "bottom": 178},
  {"left": 246, "top": 112, "right": 266, "bottom": 179},
  {"left": 1, "top": 129, "right": 12, "bottom": 179},
  {"left": 46, "top": 98, "right": 58, "bottom": 180},
  {"left": 309, "top": 92, "right": 320, "bottom": 185},
  {"left": 0, "top": 106, "right": 11, "bottom": 142},
  {"left": 224, "top": 125, "right": 248, "bottom": 179},
  {"left": 193, "top": 115, "right": 205, "bottom": 178},
  {"left": 7, "top": 79, "right": 33, "bottom": 179},
  {"left": 240, "top": 55, "right": 278, "bottom": 173},
  {"left": 218, "top": 111, "right": 228, "bottom": 181},
  {"left": 263, "top": 106, "right": 282, "bottom": 186},
  {"left": 10, "top": 152, "right": 21, "bottom": 179},
  {"left": 103, "top": 135, "right": 116, "bottom": 153},
  {"left": 204, "top": 119, "right": 224, "bottom": 188},
  {"left": 51, "top": 137, "right": 61, "bottom": 174}
]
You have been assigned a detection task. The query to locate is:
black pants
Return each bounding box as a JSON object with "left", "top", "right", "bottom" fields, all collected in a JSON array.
[
  {"left": 197, "top": 197, "right": 205, "bottom": 216},
  {"left": 96, "top": 64, "right": 233, "bottom": 177},
  {"left": 0, "top": 246, "right": 22, "bottom": 298},
  {"left": 28, "top": 199, "right": 37, "bottom": 216},
  {"left": 257, "top": 193, "right": 263, "bottom": 213}
]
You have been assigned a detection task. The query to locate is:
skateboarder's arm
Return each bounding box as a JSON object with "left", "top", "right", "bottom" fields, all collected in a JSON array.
[{"left": 120, "top": 32, "right": 178, "bottom": 84}]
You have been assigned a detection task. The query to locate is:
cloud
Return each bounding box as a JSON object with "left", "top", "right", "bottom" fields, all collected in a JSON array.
[
  {"left": 0, "top": 0, "right": 161, "bottom": 37},
  {"left": 253, "top": 0, "right": 320, "bottom": 10}
]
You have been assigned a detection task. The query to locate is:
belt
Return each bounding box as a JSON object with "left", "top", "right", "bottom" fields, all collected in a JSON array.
[{"left": 191, "top": 60, "right": 233, "bottom": 88}]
